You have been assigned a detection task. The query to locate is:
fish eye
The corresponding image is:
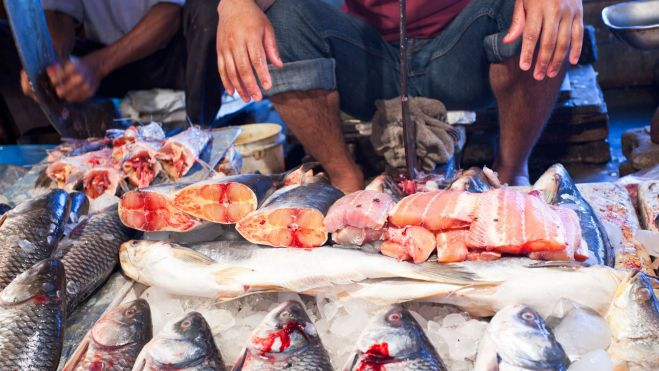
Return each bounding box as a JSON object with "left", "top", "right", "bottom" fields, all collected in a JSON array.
[
  {"left": 636, "top": 288, "right": 652, "bottom": 302},
  {"left": 41, "top": 282, "right": 55, "bottom": 293},
  {"left": 181, "top": 320, "right": 192, "bottom": 328},
  {"left": 388, "top": 312, "right": 402, "bottom": 322},
  {"left": 521, "top": 311, "right": 535, "bottom": 321},
  {"left": 280, "top": 311, "right": 290, "bottom": 318},
  {"left": 125, "top": 308, "right": 136, "bottom": 318}
]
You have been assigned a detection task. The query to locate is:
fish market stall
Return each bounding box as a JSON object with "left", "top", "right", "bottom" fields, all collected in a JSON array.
[{"left": 0, "top": 123, "right": 657, "bottom": 371}]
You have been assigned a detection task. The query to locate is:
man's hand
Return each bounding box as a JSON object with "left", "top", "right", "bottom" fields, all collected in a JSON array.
[
  {"left": 20, "top": 70, "right": 36, "bottom": 100},
  {"left": 45, "top": 54, "right": 106, "bottom": 103},
  {"left": 217, "top": 0, "right": 283, "bottom": 102},
  {"left": 503, "top": 0, "right": 583, "bottom": 80}
]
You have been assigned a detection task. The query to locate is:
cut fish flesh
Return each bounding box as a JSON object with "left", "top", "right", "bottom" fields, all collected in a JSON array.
[
  {"left": 82, "top": 166, "right": 123, "bottom": 199},
  {"left": 46, "top": 148, "right": 115, "bottom": 188},
  {"left": 119, "top": 183, "right": 203, "bottom": 232},
  {"left": 381, "top": 226, "right": 436, "bottom": 263},
  {"left": 324, "top": 190, "right": 395, "bottom": 245},
  {"left": 388, "top": 191, "right": 478, "bottom": 231},
  {"left": 436, "top": 229, "right": 469, "bottom": 263},
  {"left": 156, "top": 126, "right": 211, "bottom": 179},
  {"left": 120, "top": 142, "right": 162, "bottom": 188},
  {"left": 236, "top": 183, "right": 344, "bottom": 247},
  {"left": 466, "top": 189, "right": 567, "bottom": 254},
  {"left": 528, "top": 206, "right": 586, "bottom": 262}
]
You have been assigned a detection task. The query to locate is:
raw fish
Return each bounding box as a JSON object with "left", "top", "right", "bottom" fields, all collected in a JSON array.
[
  {"left": 156, "top": 126, "right": 211, "bottom": 179},
  {"left": 528, "top": 206, "right": 586, "bottom": 262},
  {"left": 381, "top": 226, "right": 436, "bottom": 263},
  {"left": 46, "top": 148, "right": 115, "bottom": 188},
  {"left": 82, "top": 166, "right": 123, "bottom": 199},
  {"left": 120, "top": 142, "right": 162, "bottom": 188},
  {"left": 236, "top": 183, "right": 344, "bottom": 247},
  {"left": 436, "top": 229, "right": 469, "bottom": 263},
  {"left": 389, "top": 190, "right": 477, "bottom": 231},
  {"left": 324, "top": 190, "right": 396, "bottom": 245},
  {"left": 449, "top": 167, "right": 501, "bottom": 192}
]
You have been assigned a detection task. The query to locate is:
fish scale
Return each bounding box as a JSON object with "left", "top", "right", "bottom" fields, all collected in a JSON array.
[
  {"left": 55, "top": 205, "right": 137, "bottom": 315},
  {"left": 0, "top": 189, "right": 71, "bottom": 290},
  {"left": 0, "top": 259, "right": 65, "bottom": 370}
]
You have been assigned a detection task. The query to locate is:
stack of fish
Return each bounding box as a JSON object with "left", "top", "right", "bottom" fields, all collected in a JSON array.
[
  {"left": 45, "top": 124, "right": 212, "bottom": 200},
  {"left": 0, "top": 191, "right": 136, "bottom": 370}
]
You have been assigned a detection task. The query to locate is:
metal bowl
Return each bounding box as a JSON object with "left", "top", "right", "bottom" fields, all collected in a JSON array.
[{"left": 602, "top": 0, "right": 659, "bottom": 50}]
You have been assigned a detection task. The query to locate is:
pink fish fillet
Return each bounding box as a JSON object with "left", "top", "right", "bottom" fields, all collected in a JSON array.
[
  {"left": 121, "top": 142, "right": 162, "bottom": 188},
  {"left": 82, "top": 167, "right": 123, "bottom": 199},
  {"left": 381, "top": 226, "right": 436, "bottom": 263},
  {"left": 388, "top": 190, "right": 478, "bottom": 231},
  {"left": 324, "top": 190, "right": 396, "bottom": 245},
  {"left": 466, "top": 189, "right": 567, "bottom": 255},
  {"left": 156, "top": 126, "right": 211, "bottom": 179},
  {"left": 528, "top": 206, "right": 586, "bottom": 261},
  {"left": 118, "top": 183, "right": 203, "bottom": 232},
  {"left": 435, "top": 229, "right": 469, "bottom": 263},
  {"left": 46, "top": 148, "right": 115, "bottom": 187}
]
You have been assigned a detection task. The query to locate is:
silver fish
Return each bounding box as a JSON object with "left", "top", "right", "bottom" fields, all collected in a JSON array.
[
  {"left": 448, "top": 166, "right": 501, "bottom": 192},
  {"left": 134, "top": 311, "right": 225, "bottom": 370},
  {"left": 0, "top": 189, "right": 71, "bottom": 290},
  {"left": 119, "top": 240, "right": 476, "bottom": 300},
  {"left": 474, "top": 304, "right": 569, "bottom": 371},
  {"left": 63, "top": 299, "right": 152, "bottom": 371},
  {"left": 0, "top": 258, "right": 65, "bottom": 370},
  {"left": 344, "top": 305, "right": 446, "bottom": 371},
  {"left": 233, "top": 300, "right": 332, "bottom": 370},
  {"left": 533, "top": 163, "right": 614, "bottom": 266},
  {"left": 605, "top": 271, "right": 659, "bottom": 370}
]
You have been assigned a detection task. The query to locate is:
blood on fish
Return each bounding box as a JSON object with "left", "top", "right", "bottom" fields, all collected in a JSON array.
[
  {"left": 251, "top": 321, "right": 307, "bottom": 356},
  {"left": 356, "top": 342, "right": 393, "bottom": 371}
]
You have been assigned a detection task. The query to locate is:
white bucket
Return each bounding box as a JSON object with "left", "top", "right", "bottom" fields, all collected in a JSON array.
[{"left": 233, "top": 123, "right": 285, "bottom": 174}]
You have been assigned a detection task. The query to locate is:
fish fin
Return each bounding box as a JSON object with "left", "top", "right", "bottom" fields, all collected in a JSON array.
[
  {"left": 412, "top": 262, "right": 488, "bottom": 285},
  {"left": 213, "top": 266, "right": 255, "bottom": 284},
  {"left": 171, "top": 245, "right": 217, "bottom": 265},
  {"left": 526, "top": 261, "right": 590, "bottom": 270},
  {"left": 61, "top": 333, "right": 91, "bottom": 371},
  {"left": 231, "top": 348, "right": 249, "bottom": 371}
]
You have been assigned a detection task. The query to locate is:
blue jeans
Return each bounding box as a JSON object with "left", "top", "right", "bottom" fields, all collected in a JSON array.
[{"left": 265, "top": 0, "right": 521, "bottom": 121}]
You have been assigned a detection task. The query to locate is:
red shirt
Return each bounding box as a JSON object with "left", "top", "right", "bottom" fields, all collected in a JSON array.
[{"left": 344, "top": 0, "right": 470, "bottom": 41}]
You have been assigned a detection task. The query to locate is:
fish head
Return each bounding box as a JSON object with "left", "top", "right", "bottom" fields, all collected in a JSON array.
[
  {"left": 0, "top": 258, "right": 64, "bottom": 306},
  {"left": 607, "top": 271, "right": 659, "bottom": 342},
  {"left": 119, "top": 240, "right": 161, "bottom": 280},
  {"left": 486, "top": 304, "right": 569, "bottom": 370},
  {"left": 146, "top": 312, "right": 217, "bottom": 367},
  {"left": 532, "top": 164, "right": 576, "bottom": 204},
  {"left": 91, "top": 299, "right": 152, "bottom": 348},
  {"left": 354, "top": 305, "right": 429, "bottom": 361},
  {"left": 248, "top": 300, "right": 320, "bottom": 356}
]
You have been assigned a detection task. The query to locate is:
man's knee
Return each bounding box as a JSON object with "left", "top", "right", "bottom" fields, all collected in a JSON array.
[
  {"left": 266, "top": 0, "right": 322, "bottom": 33},
  {"left": 183, "top": 0, "right": 218, "bottom": 36}
]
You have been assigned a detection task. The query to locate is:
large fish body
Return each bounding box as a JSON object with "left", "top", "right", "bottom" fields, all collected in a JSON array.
[
  {"left": 119, "top": 183, "right": 203, "bottom": 232},
  {"left": 344, "top": 305, "right": 446, "bottom": 371},
  {"left": 64, "top": 299, "right": 152, "bottom": 371},
  {"left": 474, "top": 304, "right": 569, "bottom": 371},
  {"left": 605, "top": 271, "right": 659, "bottom": 370},
  {"left": 156, "top": 126, "right": 212, "bottom": 180},
  {"left": 119, "top": 240, "right": 475, "bottom": 300},
  {"left": 0, "top": 189, "right": 71, "bottom": 289},
  {"left": 236, "top": 183, "right": 344, "bottom": 247},
  {"left": 0, "top": 259, "right": 66, "bottom": 370},
  {"left": 173, "top": 174, "right": 277, "bottom": 224},
  {"left": 134, "top": 311, "right": 225, "bottom": 370},
  {"left": 533, "top": 163, "right": 614, "bottom": 266},
  {"left": 54, "top": 206, "right": 137, "bottom": 314},
  {"left": 233, "top": 300, "right": 333, "bottom": 370}
]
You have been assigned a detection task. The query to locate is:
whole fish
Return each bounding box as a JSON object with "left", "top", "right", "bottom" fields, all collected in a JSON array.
[
  {"left": 0, "top": 189, "right": 71, "bottom": 290},
  {"left": 0, "top": 203, "right": 11, "bottom": 215},
  {"left": 474, "top": 304, "right": 569, "bottom": 371},
  {"left": 156, "top": 126, "right": 212, "bottom": 179},
  {"left": 119, "top": 183, "right": 203, "bottom": 232},
  {"left": 119, "top": 240, "right": 476, "bottom": 300},
  {"left": 54, "top": 206, "right": 137, "bottom": 314},
  {"left": 325, "top": 259, "right": 626, "bottom": 318},
  {"left": 63, "top": 299, "right": 152, "bottom": 371},
  {"left": 533, "top": 163, "right": 614, "bottom": 266},
  {"left": 236, "top": 183, "right": 344, "bottom": 247},
  {"left": 605, "top": 271, "right": 659, "bottom": 370},
  {"left": 134, "top": 311, "right": 225, "bottom": 370},
  {"left": 0, "top": 259, "right": 65, "bottom": 370},
  {"left": 344, "top": 305, "right": 446, "bottom": 371},
  {"left": 233, "top": 300, "right": 332, "bottom": 370},
  {"left": 448, "top": 166, "right": 501, "bottom": 192}
]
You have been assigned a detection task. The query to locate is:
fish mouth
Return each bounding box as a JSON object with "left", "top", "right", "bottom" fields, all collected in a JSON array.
[{"left": 119, "top": 242, "right": 141, "bottom": 281}]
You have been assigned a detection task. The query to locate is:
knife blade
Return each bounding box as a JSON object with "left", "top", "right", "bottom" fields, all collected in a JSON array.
[{"left": 399, "top": 0, "right": 417, "bottom": 179}]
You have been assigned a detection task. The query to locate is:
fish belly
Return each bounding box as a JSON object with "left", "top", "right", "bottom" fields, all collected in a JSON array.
[{"left": 173, "top": 182, "right": 257, "bottom": 224}]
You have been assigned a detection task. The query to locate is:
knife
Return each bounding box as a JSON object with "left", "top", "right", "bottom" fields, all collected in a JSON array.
[
  {"left": 399, "top": 0, "right": 417, "bottom": 179},
  {"left": 4, "top": 0, "right": 78, "bottom": 137}
]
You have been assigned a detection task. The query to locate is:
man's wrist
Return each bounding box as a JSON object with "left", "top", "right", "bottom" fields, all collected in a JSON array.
[{"left": 83, "top": 49, "right": 113, "bottom": 78}]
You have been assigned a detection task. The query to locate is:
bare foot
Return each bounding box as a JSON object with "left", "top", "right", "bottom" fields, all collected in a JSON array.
[{"left": 329, "top": 165, "right": 365, "bottom": 193}]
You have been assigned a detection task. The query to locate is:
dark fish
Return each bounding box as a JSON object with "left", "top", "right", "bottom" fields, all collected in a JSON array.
[
  {"left": 533, "top": 163, "right": 614, "bottom": 266},
  {"left": 0, "top": 258, "right": 65, "bottom": 370},
  {"left": 233, "top": 300, "right": 333, "bottom": 371},
  {"left": 54, "top": 205, "right": 137, "bottom": 315},
  {"left": 0, "top": 203, "right": 11, "bottom": 215},
  {"left": 0, "top": 189, "right": 71, "bottom": 290},
  {"left": 449, "top": 167, "right": 501, "bottom": 193},
  {"left": 344, "top": 305, "right": 446, "bottom": 371},
  {"left": 136, "top": 311, "right": 225, "bottom": 370},
  {"left": 236, "top": 182, "right": 344, "bottom": 247},
  {"left": 68, "top": 192, "right": 89, "bottom": 224},
  {"left": 63, "top": 299, "right": 152, "bottom": 371},
  {"left": 474, "top": 304, "right": 569, "bottom": 371}
]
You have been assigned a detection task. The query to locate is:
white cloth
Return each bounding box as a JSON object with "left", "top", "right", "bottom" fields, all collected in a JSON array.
[{"left": 42, "top": 0, "right": 185, "bottom": 45}]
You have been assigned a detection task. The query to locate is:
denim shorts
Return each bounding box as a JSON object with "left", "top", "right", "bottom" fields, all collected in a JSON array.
[{"left": 264, "top": 0, "right": 521, "bottom": 121}]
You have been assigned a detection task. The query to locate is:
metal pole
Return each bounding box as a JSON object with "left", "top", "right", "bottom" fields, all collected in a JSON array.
[{"left": 400, "top": 0, "right": 416, "bottom": 178}]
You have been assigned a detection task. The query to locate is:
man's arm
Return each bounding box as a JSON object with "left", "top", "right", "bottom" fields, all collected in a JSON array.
[
  {"left": 47, "top": 3, "right": 182, "bottom": 102},
  {"left": 217, "top": 0, "right": 283, "bottom": 103}
]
